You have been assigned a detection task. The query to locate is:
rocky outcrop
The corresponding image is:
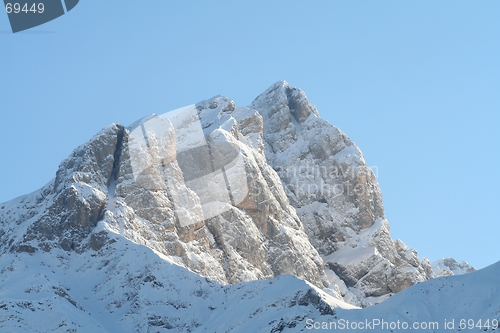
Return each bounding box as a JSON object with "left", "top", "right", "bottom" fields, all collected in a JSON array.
[
  {"left": 432, "top": 257, "right": 475, "bottom": 277},
  {"left": 0, "top": 124, "right": 123, "bottom": 254}
]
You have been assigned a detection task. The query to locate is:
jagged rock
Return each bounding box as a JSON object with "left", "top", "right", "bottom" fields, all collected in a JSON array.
[
  {"left": 2, "top": 124, "right": 123, "bottom": 254},
  {"left": 421, "top": 258, "right": 435, "bottom": 278}
]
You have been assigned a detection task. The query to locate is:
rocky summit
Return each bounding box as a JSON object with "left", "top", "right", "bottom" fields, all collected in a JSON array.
[{"left": 0, "top": 81, "right": 483, "bottom": 332}]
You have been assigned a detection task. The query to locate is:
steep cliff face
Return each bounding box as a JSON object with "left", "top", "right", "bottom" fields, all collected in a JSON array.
[
  {"left": 0, "top": 124, "right": 123, "bottom": 255},
  {"left": 1, "top": 81, "right": 463, "bottom": 309},
  {"left": 250, "top": 81, "right": 434, "bottom": 306},
  {"left": 103, "top": 99, "right": 327, "bottom": 288}
]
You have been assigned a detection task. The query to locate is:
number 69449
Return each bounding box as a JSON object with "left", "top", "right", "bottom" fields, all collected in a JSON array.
[{"left": 5, "top": 3, "right": 45, "bottom": 14}]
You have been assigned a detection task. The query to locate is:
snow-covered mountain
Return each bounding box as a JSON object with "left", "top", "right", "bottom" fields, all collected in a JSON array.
[
  {"left": 1, "top": 81, "right": 493, "bottom": 332},
  {"left": 432, "top": 257, "right": 476, "bottom": 277}
]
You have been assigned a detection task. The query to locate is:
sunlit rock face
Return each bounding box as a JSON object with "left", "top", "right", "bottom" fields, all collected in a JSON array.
[
  {"left": 107, "top": 100, "right": 327, "bottom": 287},
  {"left": 251, "top": 81, "right": 433, "bottom": 306}
]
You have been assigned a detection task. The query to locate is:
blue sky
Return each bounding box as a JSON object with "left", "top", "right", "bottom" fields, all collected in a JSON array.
[{"left": 1, "top": 1, "right": 499, "bottom": 269}]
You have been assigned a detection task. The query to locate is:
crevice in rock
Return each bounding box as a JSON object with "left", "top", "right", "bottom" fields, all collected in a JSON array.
[
  {"left": 110, "top": 125, "right": 125, "bottom": 185},
  {"left": 106, "top": 124, "right": 125, "bottom": 202}
]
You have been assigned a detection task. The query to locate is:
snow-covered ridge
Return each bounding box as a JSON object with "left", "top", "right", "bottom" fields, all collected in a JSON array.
[
  {"left": 334, "top": 260, "right": 500, "bottom": 333},
  {"left": 0, "top": 235, "right": 356, "bottom": 333},
  {"left": 0, "top": 234, "right": 497, "bottom": 332},
  {"left": 432, "top": 257, "right": 476, "bottom": 277}
]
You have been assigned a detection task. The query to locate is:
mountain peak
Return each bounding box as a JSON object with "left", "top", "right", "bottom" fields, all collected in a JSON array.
[
  {"left": 0, "top": 82, "right": 474, "bottom": 316},
  {"left": 432, "top": 257, "right": 476, "bottom": 277},
  {"left": 251, "top": 81, "right": 319, "bottom": 124}
]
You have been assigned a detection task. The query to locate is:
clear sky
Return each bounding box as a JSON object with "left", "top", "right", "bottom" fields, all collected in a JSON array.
[{"left": 1, "top": 1, "right": 499, "bottom": 269}]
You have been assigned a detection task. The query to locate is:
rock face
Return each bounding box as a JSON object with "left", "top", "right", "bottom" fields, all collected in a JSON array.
[
  {"left": 106, "top": 100, "right": 327, "bottom": 287},
  {"left": 250, "top": 82, "right": 433, "bottom": 306},
  {"left": 0, "top": 81, "right": 465, "bottom": 309},
  {"left": 0, "top": 125, "right": 122, "bottom": 255}
]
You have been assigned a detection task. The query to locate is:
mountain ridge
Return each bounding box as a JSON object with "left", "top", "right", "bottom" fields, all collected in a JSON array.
[{"left": 0, "top": 81, "right": 489, "bottom": 332}]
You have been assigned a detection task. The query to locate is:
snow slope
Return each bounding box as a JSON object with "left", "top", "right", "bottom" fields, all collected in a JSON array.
[
  {"left": 334, "top": 260, "right": 500, "bottom": 332},
  {"left": 1, "top": 234, "right": 498, "bottom": 332},
  {"left": 0, "top": 233, "right": 355, "bottom": 333}
]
